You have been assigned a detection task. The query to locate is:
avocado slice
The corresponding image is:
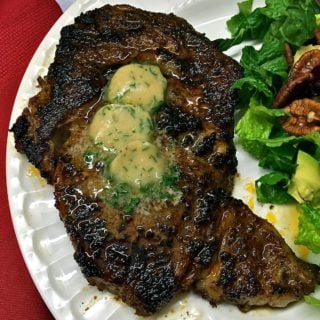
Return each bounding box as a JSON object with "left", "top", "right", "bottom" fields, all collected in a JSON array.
[{"left": 288, "top": 150, "right": 320, "bottom": 205}]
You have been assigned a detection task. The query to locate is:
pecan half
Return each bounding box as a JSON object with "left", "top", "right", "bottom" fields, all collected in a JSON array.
[
  {"left": 291, "top": 49, "right": 320, "bottom": 77},
  {"left": 280, "top": 98, "right": 320, "bottom": 135},
  {"left": 273, "top": 49, "right": 320, "bottom": 108}
]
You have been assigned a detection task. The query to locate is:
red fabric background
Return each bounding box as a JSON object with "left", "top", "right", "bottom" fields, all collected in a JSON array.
[{"left": 0, "top": 1, "right": 61, "bottom": 319}]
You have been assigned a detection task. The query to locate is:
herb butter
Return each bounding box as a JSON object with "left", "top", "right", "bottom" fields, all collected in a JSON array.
[
  {"left": 105, "top": 63, "right": 167, "bottom": 112},
  {"left": 89, "top": 103, "right": 153, "bottom": 151},
  {"left": 110, "top": 140, "right": 167, "bottom": 188},
  {"left": 87, "top": 64, "right": 180, "bottom": 213}
]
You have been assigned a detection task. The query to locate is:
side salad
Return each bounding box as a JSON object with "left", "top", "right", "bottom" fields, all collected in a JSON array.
[{"left": 217, "top": 0, "right": 320, "bottom": 304}]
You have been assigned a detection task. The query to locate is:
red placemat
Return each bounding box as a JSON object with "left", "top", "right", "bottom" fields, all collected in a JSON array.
[{"left": 0, "top": 1, "right": 62, "bottom": 319}]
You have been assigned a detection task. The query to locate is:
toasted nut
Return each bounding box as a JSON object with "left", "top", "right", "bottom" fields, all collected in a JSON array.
[
  {"left": 291, "top": 49, "right": 320, "bottom": 78},
  {"left": 273, "top": 73, "right": 313, "bottom": 108},
  {"left": 273, "top": 49, "right": 320, "bottom": 108},
  {"left": 280, "top": 98, "right": 320, "bottom": 135}
]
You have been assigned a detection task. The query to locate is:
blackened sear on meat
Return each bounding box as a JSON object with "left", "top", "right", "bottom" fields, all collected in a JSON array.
[
  {"left": 10, "top": 115, "right": 49, "bottom": 169},
  {"left": 104, "top": 242, "right": 130, "bottom": 284},
  {"left": 186, "top": 239, "right": 218, "bottom": 266},
  {"left": 195, "top": 196, "right": 319, "bottom": 309},
  {"left": 156, "top": 104, "right": 202, "bottom": 137},
  {"left": 194, "top": 188, "right": 227, "bottom": 225},
  {"left": 74, "top": 248, "right": 102, "bottom": 278},
  {"left": 11, "top": 4, "right": 319, "bottom": 317},
  {"left": 125, "top": 245, "right": 178, "bottom": 314},
  {"left": 193, "top": 133, "right": 216, "bottom": 156}
]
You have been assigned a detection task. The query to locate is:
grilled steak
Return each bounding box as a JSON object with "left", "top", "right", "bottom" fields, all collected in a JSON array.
[{"left": 11, "top": 4, "right": 319, "bottom": 316}]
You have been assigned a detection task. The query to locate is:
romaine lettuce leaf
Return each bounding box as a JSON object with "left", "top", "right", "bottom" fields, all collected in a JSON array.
[
  {"left": 216, "top": 0, "right": 270, "bottom": 51},
  {"left": 218, "top": 0, "right": 320, "bottom": 51},
  {"left": 233, "top": 37, "right": 288, "bottom": 105},
  {"left": 236, "top": 98, "right": 286, "bottom": 145},
  {"left": 227, "top": 0, "right": 253, "bottom": 36},
  {"left": 258, "top": 145, "right": 296, "bottom": 173},
  {"left": 256, "top": 171, "right": 294, "bottom": 204},
  {"left": 260, "top": 0, "right": 290, "bottom": 19},
  {"left": 295, "top": 203, "right": 320, "bottom": 253},
  {"left": 236, "top": 99, "right": 288, "bottom": 160},
  {"left": 305, "top": 295, "right": 320, "bottom": 306},
  {"left": 279, "top": 6, "right": 317, "bottom": 47}
]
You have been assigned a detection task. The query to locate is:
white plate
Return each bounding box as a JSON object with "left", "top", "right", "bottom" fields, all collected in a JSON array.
[{"left": 6, "top": 0, "right": 320, "bottom": 319}]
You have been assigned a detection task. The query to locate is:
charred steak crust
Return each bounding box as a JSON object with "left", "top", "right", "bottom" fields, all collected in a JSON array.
[
  {"left": 11, "top": 4, "right": 241, "bottom": 186},
  {"left": 11, "top": 4, "right": 319, "bottom": 316}
]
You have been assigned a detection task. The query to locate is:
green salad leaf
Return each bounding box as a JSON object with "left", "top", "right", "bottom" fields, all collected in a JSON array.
[
  {"left": 232, "top": 38, "right": 287, "bottom": 106},
  {"left": 258, "top": 145, "right": 297, "bottom": 174},
  {"left": 256, "top": 171, "right": 294, "bottom": 204},
  {"left": 277, "top": 1, "right": 320, "bottom": 47},
  {"left": 218, "top": 0, "right": 319, "bottom": 51},
  {"left": 236, "top": 98, "right": 287, "bottom": 139},
  {"left": 217, "top": 0, "right": 271, "bottom": 51},
  {"left": 236, "top": 97, "right": 287, "bottom": 159},
  {"left": 296, "top": 203, "right": 320, "bottom": 253},
  {"left": 305, "top": 295, "right": 320, "bottom": 306},
  {"left": 259, "top": 0, "right": 291, "bottom": 19}
]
